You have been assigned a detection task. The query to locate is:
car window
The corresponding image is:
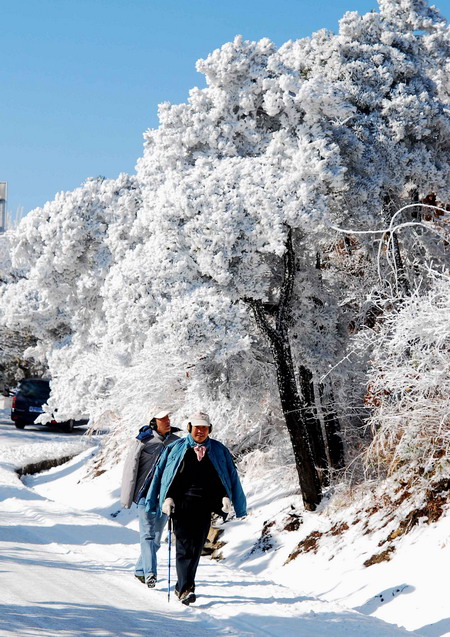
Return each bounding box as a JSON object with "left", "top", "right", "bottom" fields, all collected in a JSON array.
[{"left": 19, "top": 380, "right": 51, "bottom": 400}]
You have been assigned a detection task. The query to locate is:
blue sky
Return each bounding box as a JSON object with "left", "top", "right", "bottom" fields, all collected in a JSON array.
[{"left": 2, "top": 0, "right": 449, "bottom": 217}]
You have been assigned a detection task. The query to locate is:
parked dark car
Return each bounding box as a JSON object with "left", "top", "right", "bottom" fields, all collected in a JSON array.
[{"left": 10, "top": 378, "right": 88, "bottom": 432}]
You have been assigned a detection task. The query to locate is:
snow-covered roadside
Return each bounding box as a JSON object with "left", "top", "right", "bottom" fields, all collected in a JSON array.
[
  {"left": 0, "top": 423, "right": 426, "bottom": 637},
  {"left": 0, "top": 410, "right": 93, "bottom": 495},
  {"left": 222, "top": 468, "right": 450, "bottom": 636}
]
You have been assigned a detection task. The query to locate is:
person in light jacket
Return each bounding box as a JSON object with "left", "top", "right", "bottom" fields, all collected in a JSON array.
[
  {"left": 121, "top": 407, "right": 179, "bottom": 588},
  {"left": 146, "top": 411, "right": 246, "bottom": 604}
]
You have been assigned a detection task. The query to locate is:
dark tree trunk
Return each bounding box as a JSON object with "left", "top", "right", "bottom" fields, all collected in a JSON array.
[
  {"left": 269, "top": 333, "right": 322, "bottom": 511},
  {"left": 245, "top": 229, "right": 323, "bottom": 511},
  {"left": 391, "top": 232, "right": 410, "bottom": 295},
  {"left": 318, "top": 384, "right": 345, "bottom": 470},
  {"left": 298, "top": 365, "right": 329, "bottom": 486},
  {"left": 383, "top": 194, "right": 410, "bottom": 296}
]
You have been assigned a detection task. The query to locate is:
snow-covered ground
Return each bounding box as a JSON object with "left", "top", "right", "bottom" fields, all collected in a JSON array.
[
  {"left": 0, "top": 412, "right": 446, "bottom": 636},
  {"left": 224, "top": 468, "right": 450, "bottom": 637}
]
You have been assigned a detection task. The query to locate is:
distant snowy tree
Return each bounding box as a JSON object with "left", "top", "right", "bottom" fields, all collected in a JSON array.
[
  {"left": 0, "top": 232, "right": 48, "bottom": 394},
  {"left": 0, "top": 173, "right": 141, "bottom": 420},
  {"left": 0, "top": 326, "right": 48, "bottom": 396}
]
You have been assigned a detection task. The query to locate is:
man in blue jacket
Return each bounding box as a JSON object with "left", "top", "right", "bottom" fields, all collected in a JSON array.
[
  {"left": 121, "top": 407, "right": 179, "bottom": 588},
  {"left": 146, "top": 411, "right": 247, "bottom": 605}
]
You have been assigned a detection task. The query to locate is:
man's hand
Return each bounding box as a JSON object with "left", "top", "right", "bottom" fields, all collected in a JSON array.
[
  {"left": 222, "top": 497, "right": 232, "bottom": 514},
  {"left": 162, "top": 497, "right": 175, "bottom": 516}
]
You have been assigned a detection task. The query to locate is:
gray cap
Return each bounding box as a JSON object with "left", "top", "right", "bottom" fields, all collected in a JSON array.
[{"left": 188, "top": 412, "right": 211, "bottom": 427}]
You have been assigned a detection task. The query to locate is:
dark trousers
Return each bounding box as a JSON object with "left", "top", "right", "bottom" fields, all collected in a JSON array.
[{"left": 172, "top": 496, "right": 211, "bottom": 595}]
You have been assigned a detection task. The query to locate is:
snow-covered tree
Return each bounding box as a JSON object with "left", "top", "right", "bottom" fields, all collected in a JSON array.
[
  {"left": 1, "top": 0, "right": 449, "bottom": 510},
  {"left": 132, "top": 0, "right": 450, "bottom": 507},
  {"left": 0, "top": 174, "right": 141, "bottom": 420},
  {"left": 0, "top": 232, "right": 48, "bottom": 394}
]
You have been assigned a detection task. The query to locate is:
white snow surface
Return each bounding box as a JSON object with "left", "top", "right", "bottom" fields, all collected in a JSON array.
[{"left": 0, "top": 413, "right": 446, "bottom": 636}]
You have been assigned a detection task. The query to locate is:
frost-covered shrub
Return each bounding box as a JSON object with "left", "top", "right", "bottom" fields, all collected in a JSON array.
[{"left": 364, "top": 274, "right": 450, "bottom": 479}]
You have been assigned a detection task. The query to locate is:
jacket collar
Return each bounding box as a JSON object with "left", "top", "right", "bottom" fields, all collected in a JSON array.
[
  {"left": 137, "top": 425, "right": 178, "bottom": 442},
  {"left": 186, "top": 433, "right": 211, "bottom": 449}
]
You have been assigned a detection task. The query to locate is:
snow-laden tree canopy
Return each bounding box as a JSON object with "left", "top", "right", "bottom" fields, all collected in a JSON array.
[
  {"left": 0, "top": 0, "right": 449, "bottom": 471},
  {"left": 132, "top": 0, "right": 450, "bottom": 372}
]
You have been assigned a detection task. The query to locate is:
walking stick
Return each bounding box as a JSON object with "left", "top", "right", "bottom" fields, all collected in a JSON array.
[{"left": 167, "top": 514, "right": 172, "bottom": 602}]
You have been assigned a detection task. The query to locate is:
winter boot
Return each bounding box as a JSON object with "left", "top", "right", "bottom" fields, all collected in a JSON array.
[
  {"left": 175, "top": 586, "right": 196, "bottom": 605},
  {"left": 181, "top": 592, "right": 196, "bottom": 605},
  {"left": 145, "top": 574, "right": 157, "bottom": 588}
]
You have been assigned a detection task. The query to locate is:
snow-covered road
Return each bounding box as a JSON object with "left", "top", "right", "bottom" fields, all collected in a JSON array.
[{"left": 0, "top": 419, "right": 424, "bottom": 636}]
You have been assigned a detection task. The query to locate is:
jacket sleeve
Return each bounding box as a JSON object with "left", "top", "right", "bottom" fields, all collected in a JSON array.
[
  {"left": 120, "top": 439, "right": 144, "bottom": 508},
  {"left": 225, "top": 449, "right": 247, "bottom": 518},
  {"left": 145, "top": 445, "right": 170, "bottom": 513}
]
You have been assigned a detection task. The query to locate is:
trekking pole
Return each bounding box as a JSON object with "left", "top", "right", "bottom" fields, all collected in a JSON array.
[{"left": 167, "top": 514, "right": 172, "bottom": 602}]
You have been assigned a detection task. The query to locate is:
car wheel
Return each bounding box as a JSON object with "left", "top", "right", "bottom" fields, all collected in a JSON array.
[
  {"left": 14, "top": 421, "right": 26, "bottom": 429},
  {"left": 62, "top": 419, "right": 74, "bottom": 433}
]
